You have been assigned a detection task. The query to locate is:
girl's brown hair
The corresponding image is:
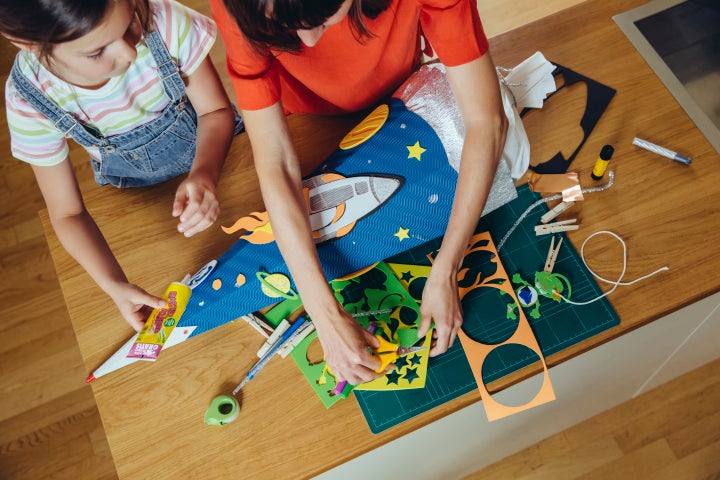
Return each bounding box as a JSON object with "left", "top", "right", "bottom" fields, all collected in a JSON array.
[{"left": 0, "top": 0, "right": 153, "bottom": 62}]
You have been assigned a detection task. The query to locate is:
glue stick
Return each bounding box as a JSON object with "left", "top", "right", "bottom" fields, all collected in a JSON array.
[
  {"left": 127, "top": 282, "right": 191, "bottom": 361},
  {"left": 591, "top": 145, "right": 614, "bottom": 180}
]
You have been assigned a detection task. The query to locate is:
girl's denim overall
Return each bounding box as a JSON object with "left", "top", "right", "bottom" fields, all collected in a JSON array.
[{"left": 11, "top": 29, "right": 243, "bottom": 188}]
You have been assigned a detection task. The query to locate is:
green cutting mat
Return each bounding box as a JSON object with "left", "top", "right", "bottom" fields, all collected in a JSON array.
[{"left": 354, "top": 184, "right": 620, "bottom": 433}]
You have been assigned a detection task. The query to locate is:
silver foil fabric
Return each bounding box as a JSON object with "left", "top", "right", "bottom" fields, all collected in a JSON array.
[{"left": 393, "top": 62, "right": 518, "bottom": 217}]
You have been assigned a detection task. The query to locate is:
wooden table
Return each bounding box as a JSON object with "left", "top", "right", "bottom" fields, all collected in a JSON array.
[{"left": 42, "top": 0, "right": 720, "bottom": 478}]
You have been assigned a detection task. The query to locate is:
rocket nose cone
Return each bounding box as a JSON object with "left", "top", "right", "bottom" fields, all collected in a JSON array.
[{"left": 369, "top": 177, "right": 402, "bottom": 203}]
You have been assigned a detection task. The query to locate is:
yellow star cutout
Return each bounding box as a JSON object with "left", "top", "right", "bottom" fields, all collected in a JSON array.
[
  {"left": 406, "top": 141, "right": 426, "bottom": 161},
  {"left": 394, "top": 227, "right": 410, "bottom": 241}
]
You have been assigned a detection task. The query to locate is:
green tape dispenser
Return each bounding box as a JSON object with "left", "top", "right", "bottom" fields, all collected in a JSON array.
[{"left": 204, "top": 395, "right": 239, "bottom": 426}]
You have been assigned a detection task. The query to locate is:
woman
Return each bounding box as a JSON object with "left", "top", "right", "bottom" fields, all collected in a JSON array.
[{"left": 210, "top": 0, "right": 508, "bottom": 386}]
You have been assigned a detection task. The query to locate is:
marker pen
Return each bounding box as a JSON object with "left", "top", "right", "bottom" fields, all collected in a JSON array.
[{"left": 632, "top": 137, "right": 691, "bottom": 165}]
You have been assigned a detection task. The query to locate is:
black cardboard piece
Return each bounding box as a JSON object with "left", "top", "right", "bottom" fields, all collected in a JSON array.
[{"left": 520, "top": 63, "right": 617, "bottom": 174}]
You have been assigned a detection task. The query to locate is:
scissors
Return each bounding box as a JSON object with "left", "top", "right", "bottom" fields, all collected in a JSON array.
[{"left": 372, "top": 335, "right": 426, "bottom": 373}]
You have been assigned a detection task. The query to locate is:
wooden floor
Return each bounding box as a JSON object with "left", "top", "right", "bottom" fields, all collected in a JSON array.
[
  {"left": 464, "top": 359, "right": 720, "bottom": 480},
  {"left": 1, "top": 1, "right": 718, "bottom": 479}
]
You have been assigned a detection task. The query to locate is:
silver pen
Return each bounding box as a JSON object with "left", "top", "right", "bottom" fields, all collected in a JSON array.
[{"left": 632, "top": 137, "right": 691, "bottom": 165}]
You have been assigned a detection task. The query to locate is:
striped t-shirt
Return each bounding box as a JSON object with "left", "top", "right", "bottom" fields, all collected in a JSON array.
[{"left": 5, "top": 0, "right": 216, "bottom": 166}]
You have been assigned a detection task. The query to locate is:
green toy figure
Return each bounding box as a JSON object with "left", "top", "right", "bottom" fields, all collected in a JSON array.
[{"left": 504, "top": 236, "right": 572, "bottom": 319}]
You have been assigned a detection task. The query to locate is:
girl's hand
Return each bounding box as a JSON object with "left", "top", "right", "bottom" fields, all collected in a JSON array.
[
  {"left": 417, "top": 267, "right": 463, "bottom": 356},
  {"left": 108, "top": 282, "right": 166, "bottom": 332},
  {"left": 313, "top": 306, "right": 383, "bottom": 385},
  {"left": 172, "top": 175, "right": 220, "bottom": 237}
]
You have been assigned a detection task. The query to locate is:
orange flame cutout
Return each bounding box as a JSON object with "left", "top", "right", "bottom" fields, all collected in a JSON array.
[{"left": 221, "top": 211, "right": 276, "bottom": 244}]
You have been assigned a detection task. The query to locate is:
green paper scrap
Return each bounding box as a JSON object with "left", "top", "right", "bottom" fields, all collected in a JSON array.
[
  {"left": 260, "top": 296, "right": 304, "bottom": 329},
  {"left": 288, "top": 262, "right": 431, "bottom": 408}
]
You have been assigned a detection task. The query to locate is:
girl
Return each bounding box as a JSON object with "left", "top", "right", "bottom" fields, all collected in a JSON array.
[
  {"left": 210, "top": 0, "right": 508, "bottom": 385},
  {"left": 2, "top": 0, "right": 242, "bottom": 331}
]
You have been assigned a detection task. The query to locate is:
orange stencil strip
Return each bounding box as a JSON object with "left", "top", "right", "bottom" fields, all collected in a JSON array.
[{"left": 457, "top": 231, "right": 556, "bottom": 421}]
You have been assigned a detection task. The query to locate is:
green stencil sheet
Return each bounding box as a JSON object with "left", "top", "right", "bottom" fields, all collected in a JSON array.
[
  {"left": 262, "top": 262, "right": 433, "bottom": 409},
  {"left": 354, "top": 184, "right": 621, "bottom": 433}
]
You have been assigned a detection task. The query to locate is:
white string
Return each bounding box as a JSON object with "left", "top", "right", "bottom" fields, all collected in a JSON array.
[{"left": 559, "top": 230, "right": 669, "bottom": 306}]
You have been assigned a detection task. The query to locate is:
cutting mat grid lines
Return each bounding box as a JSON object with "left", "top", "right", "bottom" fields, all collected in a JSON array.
[
  {"left": 359, "top": 343, "right": 477, "bottom": 428},
  {"left": 355, "top": 184, "right": 620, "bottom": 433}
]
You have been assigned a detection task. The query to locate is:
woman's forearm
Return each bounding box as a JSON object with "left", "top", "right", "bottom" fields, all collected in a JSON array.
[
  {"left": 436, "top": 55, "right": 508, "bottom": 272},
  {"left": 243, "top": 105, "right": 339, "bottom": 317}
]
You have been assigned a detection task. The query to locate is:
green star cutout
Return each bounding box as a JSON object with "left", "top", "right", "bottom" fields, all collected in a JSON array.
[
  {"left": 410, "top": 354, "right": 422, "bottom": 366},
  {"left": 400, "top": 271, "right": 413, "bottom": 282},
  {"left": 394, "top": 355, "right": 409, "bottom": 369},
  {"left": 403, "top": 367, "right": 420, "bottom": 384},
  {"left": 386, "top": 369, "right": 402, "bottom": 385}
]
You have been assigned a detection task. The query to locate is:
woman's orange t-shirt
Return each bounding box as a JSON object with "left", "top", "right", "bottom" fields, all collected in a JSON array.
[{"left": 209, "top": 0, "right": 489, "bottom": 115}]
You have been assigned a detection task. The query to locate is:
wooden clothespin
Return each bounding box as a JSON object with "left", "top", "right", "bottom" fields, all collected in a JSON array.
[
  {"left": 241, "top": 312, "right": 275, "bottom": 338},
  {"left": 256, "top": 319, "right": 290, "bottom": 357},
  {"left": 540, "top": 201, "right": 575, "bottom": 224},
  {"left": 543, "top": 236, "right": 563, "bottom": 273},
  {"left": 535, "top": 219, "right": 578, "bottom": 236},
  {"left": 277, "top": 321, "right": 316, "bottom": 358}
]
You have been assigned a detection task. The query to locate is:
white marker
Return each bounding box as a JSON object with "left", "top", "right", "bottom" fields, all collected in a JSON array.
[{"left": 632, "top": 137, "right": 691, "bottom": 165}]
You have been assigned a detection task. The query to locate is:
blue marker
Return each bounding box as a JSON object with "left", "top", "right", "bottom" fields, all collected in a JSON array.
[{"left": 232, "top": 316, "right": 308, "bottom": 395}]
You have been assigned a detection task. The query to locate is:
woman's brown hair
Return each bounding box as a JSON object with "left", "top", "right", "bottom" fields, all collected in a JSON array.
[{"left": 222, "top": 0, "right": 392, "bottom": 53}]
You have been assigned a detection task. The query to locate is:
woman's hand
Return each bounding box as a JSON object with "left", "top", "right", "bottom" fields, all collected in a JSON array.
[
  {"left": 417, "top": 264, "right": 463, "bottom": 356},
  {"left": 312, "top": 305, "right": 383, "bottom": 385}
]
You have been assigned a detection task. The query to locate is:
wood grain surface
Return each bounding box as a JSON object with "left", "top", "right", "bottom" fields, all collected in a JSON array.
[
  {"left": 44, "top": 0, "right": 720, "bottom": 477},
  {"left": 3, "top": 0, "right": 719, "bottom": 478}
]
